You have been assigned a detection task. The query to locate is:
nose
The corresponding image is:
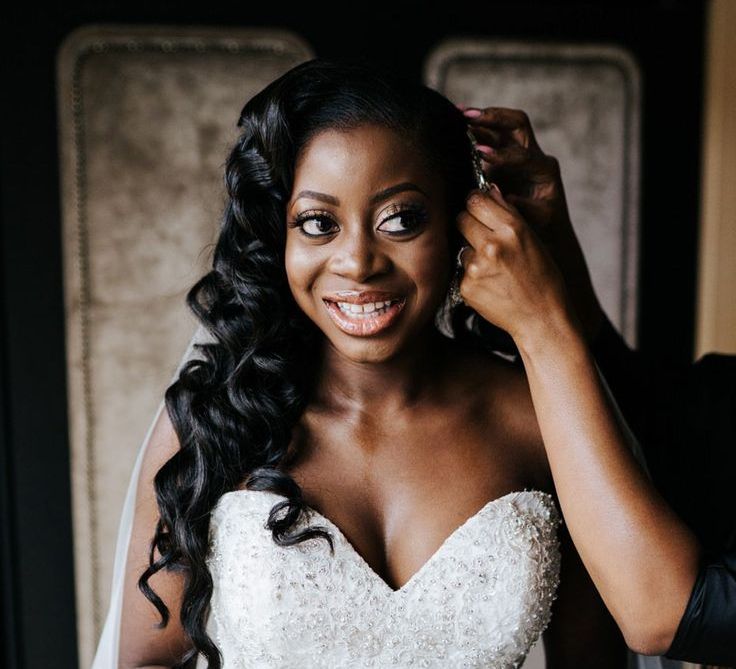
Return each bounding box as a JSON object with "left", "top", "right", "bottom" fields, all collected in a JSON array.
[{"left": 328, "top": 226, "right": 391, "bottom": 282}]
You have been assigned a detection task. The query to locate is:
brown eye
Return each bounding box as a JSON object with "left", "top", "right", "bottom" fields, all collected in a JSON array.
[
  {"left": 302, "top": 217, "right": 336, "bottom": 236},
  {"left": 377, "top": 207, "right": 428, "bottom": 234},
  {"left": 289, "top": 212, "right": 338, "bottom": 238}
]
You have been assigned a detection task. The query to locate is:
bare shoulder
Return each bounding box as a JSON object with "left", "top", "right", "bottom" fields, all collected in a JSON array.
[
  {"left": 447, "top": 342, "right": 534, "bottom": 427},
  {"left": 447, "top": 341, "right": 551, "bottom": 488}
]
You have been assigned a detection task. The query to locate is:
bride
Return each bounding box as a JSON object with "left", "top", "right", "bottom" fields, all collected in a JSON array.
[{"left": 104, "top": 58, "right": 634, "bottom": 668}]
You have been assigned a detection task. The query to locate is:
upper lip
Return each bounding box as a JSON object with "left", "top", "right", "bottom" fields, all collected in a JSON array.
[{"left": 323, "top": 290, "right": 404, "bottom": 305}]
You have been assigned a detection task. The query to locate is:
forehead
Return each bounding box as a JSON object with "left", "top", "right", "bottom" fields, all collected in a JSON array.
[{"left": 291, "top": 125, "right": 434, "bottom": 197}]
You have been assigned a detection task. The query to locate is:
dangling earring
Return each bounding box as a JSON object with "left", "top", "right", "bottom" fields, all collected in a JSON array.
[
  {"left": 434, "top": 243, "right": 470, "bottom": 338},
  {"left": 447, "top": 129, "right": 489, "bottom": 308},
  {"left": 449, "top": 128, "right": 490, "bottom": 307},
  {"left": 467, "top": 128, "right": 491, "bottom": 194},
  {"left": 433, "top": 127, "right": 491, "bottom": 335},
  {"left": 448, "top": 244, "right": 470, "bottom": 308}
]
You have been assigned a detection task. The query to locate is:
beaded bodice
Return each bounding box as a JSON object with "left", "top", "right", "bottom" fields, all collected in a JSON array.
[{"left": 205, "top": 489, "right": 561, "bottom": 668}]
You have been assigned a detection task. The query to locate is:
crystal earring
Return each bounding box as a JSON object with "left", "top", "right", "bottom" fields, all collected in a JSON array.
[{"left": 448, "top": 244, "right": 470, "bottom": 308}]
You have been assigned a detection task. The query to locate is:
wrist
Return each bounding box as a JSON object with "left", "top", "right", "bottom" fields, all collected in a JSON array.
[{"left": 513, "top": 305, "right": 588, "bottom": 361}]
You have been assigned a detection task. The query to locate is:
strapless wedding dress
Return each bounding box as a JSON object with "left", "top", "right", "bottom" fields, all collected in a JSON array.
[{"left": 204, "top": 489, "right": 562, "bottom": 668}]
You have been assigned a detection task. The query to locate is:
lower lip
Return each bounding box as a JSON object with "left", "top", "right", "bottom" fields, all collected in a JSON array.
[{"left": 323, "top": 298, "right": 406, "bottom": 336}]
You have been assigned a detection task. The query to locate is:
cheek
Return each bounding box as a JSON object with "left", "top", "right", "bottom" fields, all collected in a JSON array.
[
  {"left": 285, "top": 237, "right": 321, "bottom": 305},
  {"left": 408, "top": 229, "right": 452, "bottom": 298}
]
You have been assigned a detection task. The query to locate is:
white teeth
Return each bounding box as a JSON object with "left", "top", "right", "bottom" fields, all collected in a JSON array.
[{"left": 334, "top": 299, "right": 399, "bottom": 317}]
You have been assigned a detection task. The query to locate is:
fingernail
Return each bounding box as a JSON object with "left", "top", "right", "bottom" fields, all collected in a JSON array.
[
  {"left": 490, "top": 182, "right": 503, "bottom": 196},
  {"left": 463, "top": 108, "right": 482, "bottom": 118},
  {"left": 466, "top": 190, "right": 482, "bottom": 205},
  {"left": 475, "top": 144, "right": 494, "bottom": 155}
]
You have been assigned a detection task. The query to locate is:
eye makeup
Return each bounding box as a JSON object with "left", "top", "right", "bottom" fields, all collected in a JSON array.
[
  {"left": 287, "top": 202, "right": 429, "bottom": 239},
  {"left": 287, "top": 209, "right": 337, "bottom": 237},
  {"left": 376, "top": 202, "right": 428, "bottom": 235}
]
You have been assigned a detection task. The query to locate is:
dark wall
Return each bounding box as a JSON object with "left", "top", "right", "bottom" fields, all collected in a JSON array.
[{"left": 0, "top": 1, "right": 706, "bottom": 667}]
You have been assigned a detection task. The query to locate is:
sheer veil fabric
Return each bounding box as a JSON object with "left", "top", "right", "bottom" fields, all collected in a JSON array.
[
  {"left": 90, "top": 324, "right": 214, "bottom": 669},
  {"left": 90, "top": 327, "right": 660, "bottom": 669}
]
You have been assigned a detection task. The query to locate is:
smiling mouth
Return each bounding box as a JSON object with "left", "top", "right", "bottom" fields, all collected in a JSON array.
[{"left": 322, "top": 297, "right": 407, "bottom": 336}]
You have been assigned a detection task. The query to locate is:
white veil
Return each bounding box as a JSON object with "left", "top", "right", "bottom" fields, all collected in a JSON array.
[
  {"left": 90, "top": 323, "right": 213, "bottom": 669},
  {"left": 89, "top": 322, "right": 677, "bottom": 669}
]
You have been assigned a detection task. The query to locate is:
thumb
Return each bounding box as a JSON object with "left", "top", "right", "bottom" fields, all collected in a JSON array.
[
  {"left": 487, "top": 182, "right": 515, "bottom": 213},
  {"left": 505, "top": 194, "right": 551, "bottom": 229}
]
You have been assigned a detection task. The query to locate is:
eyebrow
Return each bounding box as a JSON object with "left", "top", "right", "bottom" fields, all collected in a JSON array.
[{"left": 293, "top": 182, "right": 429, "bottom": 207}]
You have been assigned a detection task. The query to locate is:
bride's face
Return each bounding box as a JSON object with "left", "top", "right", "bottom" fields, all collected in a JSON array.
[{"left": 284, "top": 123, "right": 452, "bottom": 363}]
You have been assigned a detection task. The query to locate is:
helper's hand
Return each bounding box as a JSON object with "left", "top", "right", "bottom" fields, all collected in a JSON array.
[
  {"left": 456, "top": 184, "right": 584, "bottom": 352},
  {"left": 461, "top": 106, "right": 605, "bottom": 342}
]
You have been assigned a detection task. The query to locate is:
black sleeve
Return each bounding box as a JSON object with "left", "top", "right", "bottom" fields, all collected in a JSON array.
[{"left": 666, "top": 550, "right": 736, "bottom": 666}]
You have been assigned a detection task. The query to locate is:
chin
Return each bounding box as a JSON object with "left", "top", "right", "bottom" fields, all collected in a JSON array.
[{"left": 332, "top": 337, "right": 404, "bottom": 364}]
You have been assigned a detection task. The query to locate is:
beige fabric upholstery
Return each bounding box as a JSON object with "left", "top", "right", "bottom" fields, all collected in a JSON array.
[
  {"left": 56, "top": 25, "right": 313, "bottom": 667},
  {"left": 425, "top": 39, "right": 641, "bottom": 346}
]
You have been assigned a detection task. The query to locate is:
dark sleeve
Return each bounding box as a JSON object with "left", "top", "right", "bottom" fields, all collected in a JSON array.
[{"left": 666, "top": 550, "right": 736, "bottom": 666}]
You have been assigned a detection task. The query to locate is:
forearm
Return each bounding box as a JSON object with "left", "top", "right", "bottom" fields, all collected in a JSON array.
[
  {"left": 587, "top": 312, "right": 656, "bottom": 453},
  {"left": 515, "top": 311, "right": 701, "bottom": 655}
]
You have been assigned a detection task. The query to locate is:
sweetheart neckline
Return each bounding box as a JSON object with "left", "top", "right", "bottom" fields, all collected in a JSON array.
[{"left": 216, "top": 488, "right": 557, "bottom": 595}]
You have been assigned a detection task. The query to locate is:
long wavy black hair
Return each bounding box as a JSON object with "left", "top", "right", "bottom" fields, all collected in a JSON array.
[{"left": 138, "top": 57, "right": 500, "bottom": 668}]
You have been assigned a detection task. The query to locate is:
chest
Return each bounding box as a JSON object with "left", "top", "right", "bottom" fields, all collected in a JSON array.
[{"left": 280, "top": 400, "right": 546, "bottom": 593}]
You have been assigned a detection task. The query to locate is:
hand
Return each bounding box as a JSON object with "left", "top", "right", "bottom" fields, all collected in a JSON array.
[
  {"left": 460, "top": 106, "right": 605, "bottom": 342},
  {"left": 456, "top": 184, "right": 584, "bottom": 352}
]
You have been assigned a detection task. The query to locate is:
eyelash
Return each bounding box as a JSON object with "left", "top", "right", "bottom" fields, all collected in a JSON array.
[{"left": 287, "top": 205, "right": 429, "bottom": 238}]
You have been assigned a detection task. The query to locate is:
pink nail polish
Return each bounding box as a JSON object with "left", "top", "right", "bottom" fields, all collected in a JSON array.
[
  {"left": 475, "top": 144, "right": 494, "bottom": 155},
  {"left": 463, "top": 108, "right": 482, "bottom": 118}
]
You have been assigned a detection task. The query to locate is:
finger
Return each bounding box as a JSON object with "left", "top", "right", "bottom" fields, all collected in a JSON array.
[
  {"left": 468, "top": 123, "right": 520, "bottom": 153},
  {"left": 468, "top": 120, "right": 542, "bottom": 155},
  {"left": 461, "top": 246, "right": 484, "bottom": 279},
  {"left": 456, "top": 209, "right": 494, "bottom": 251},
  {"left": 467, "top": 125, "right": 504, "bottom": 148},
  {"left": 476, "top": 143, "right": 529, "bottom": 168},
  {"left": 465, "top": 107, "right": 540, "bottom": 151},
  {"left": 458, "top": 244, "right": 478, "bottom": 273},
  {"left": 471, "top": 144, "right": 498, "bottom": 166},
  {"left": 504, "top": 194, "right": 554, "bottom": 235},
  {"left": 464, "top": 187, "right": 515, "bottom": 232},
  {"left": 488, "top": 184, "right": 523, "bottom": 220},
  {"left": 463, "top": 107, "right": 528, "bottom": 130}
]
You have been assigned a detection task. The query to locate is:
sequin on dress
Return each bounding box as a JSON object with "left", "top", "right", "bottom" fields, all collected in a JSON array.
[{"left": 205, "top": 489, "right": 561, "bottom": 668}]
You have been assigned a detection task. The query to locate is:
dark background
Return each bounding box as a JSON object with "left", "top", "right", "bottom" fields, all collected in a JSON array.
[{"left": 0, "top": 1, "right": 706, "bottom": 667}]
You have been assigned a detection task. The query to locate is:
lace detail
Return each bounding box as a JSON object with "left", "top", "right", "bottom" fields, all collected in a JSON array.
[{"left": 206, "top": 489, "right": 561, "bottom": 668}]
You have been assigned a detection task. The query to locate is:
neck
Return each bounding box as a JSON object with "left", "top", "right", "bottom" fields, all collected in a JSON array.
[{"left": 312, "top": 325, "right": 450, "bottom": 414}]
